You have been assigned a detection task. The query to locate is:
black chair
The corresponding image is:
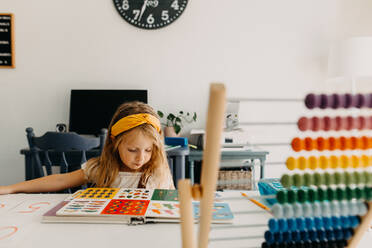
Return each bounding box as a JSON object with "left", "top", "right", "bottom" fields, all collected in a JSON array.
[{"left": 25, "top": 127, "right": 107, "bottom": 193}]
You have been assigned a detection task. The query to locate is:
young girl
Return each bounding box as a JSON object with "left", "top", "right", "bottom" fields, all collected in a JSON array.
[{"left": 0, "top": 101, "right": 175, "bottom": 194}]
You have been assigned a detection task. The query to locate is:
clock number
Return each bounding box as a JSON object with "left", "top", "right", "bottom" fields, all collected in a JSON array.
[
  {"left": 161, "top": 11, "right": 169, "bottom": 21},
  {"left": 122, "top": 0, "right": 129, "bottom": 10},
  {"left": 133, "top": 10, "right": 140, "bottom": 20},
  {"left": 171, "top": 0, "right": 179, "bottom": 10},
  {"left": 147, "top": 14, "right": 155, "bottom": 24}
]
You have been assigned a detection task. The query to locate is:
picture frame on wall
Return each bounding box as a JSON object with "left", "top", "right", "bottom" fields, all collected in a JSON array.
[{"left": 0, "top": 13, "right": 14, "bottom": 68}]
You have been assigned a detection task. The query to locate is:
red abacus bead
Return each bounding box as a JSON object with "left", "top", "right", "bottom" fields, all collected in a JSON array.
[
  {"left": 334, "top": 116, "right": 343, "bottom": 131},
  {"left": 291, "top": 137, "right": 303, "bottom": 152},
  {"left": 345, "top": 116, "right": 355, "bottom": 130},
  {"left": 368, "top": 116, "right": 372, "bottom": 129},
  {"left": 311, "top": 116, "right": 322, "bottom": 131},
  {"left": 298, "top": 117, "right": 310, "bottom": 131},
  {"left": 328, "top": 137, "right": 338, "bottom": 150},
  {"left": 323, "top": 116, "right": 333, "bottom": 131},
  {"left": 304, "top": 137, "right": 315, "bottom": 151},
  {"left": 356, "top": 116, "right": 366, "bottom": 130}
]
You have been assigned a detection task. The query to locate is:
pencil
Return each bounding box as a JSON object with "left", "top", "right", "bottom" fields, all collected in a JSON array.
[{"left": 241, "top": 192, "right": 271, "bottom": 213}]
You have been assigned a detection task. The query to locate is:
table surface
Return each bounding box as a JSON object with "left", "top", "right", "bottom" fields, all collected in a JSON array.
[{"left": 0, "top": 192, "right": 371, "bottom": 248}]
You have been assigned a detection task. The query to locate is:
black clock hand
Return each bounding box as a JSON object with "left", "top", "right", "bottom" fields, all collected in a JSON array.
[{"left": 138, "top": 0, "right": 149, "bottom": 21}]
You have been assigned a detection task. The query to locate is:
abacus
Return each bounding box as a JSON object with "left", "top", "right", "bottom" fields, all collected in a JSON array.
[{"left": 178, "top": 87, "right": 372, "bottom": 248}]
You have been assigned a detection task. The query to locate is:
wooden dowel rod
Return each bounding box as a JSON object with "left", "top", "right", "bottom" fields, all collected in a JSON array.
[
  {"left": 228, "top": 97, "right": 302, "bottom": 102},
  {"left": 198, "top": 83, "right": 226, "bottom": 248},
  {"left": 178, "top": 179, "right": 196, "bottom": 248},
  {"left": 347, "top": 201, "right": 372, "bottom": 248}
]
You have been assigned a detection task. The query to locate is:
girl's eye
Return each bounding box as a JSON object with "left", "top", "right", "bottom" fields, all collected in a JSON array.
[
  {"left": 145, "top": 149, "right": 152, "bottom": 153},
  {"left": 128, "top": 149, "right": 137, "bottom": 152}
]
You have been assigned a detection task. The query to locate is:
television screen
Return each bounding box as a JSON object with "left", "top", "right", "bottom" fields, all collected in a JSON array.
[{"left": 69, "top": 90, "right": 148, "bottom": 135}]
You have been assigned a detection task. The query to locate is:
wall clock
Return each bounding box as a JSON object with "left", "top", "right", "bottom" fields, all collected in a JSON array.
[{"left": 113, "top": 0, "right": 188, "bottom": 30}]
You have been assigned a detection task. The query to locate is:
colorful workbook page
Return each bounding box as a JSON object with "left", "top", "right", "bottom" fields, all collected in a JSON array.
[
  {"left": 76, "top": 188, "right": 119, "bottom": 199},
  {"left": 151, "top": 189, "right": 179, "bottom": 201},
  {"left": 145, "top": 201, "right": 180, "bottom": 218},
  {"left": 193, "top": 202, "right": 234, "bottom": 221},
  {"left": 114, "top": 188, "right": 153, "bottom": 200}
]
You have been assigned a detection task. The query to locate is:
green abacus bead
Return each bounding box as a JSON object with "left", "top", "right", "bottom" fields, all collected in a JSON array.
[
  {"left": 366, "top": 172, "right": 372, "bottom": 184},
  {"left": 344, "top": 172, "right": 354, "bottom": 185},
  {"left": 359, "top": 172, "right": 367, "bottom": 184},
  {"left": 327, "top": 187, "right": 336, "bottom": 201},
  {"left": 353, "top": 171, "right": 361, "bottom": 184},
  {"left": 281, "top": 174, "right": 292, "bottom": 188},
  {"left": 355, "top": 187, "right": 365, "bottom": 199},
  {"left": 345, "top": 186, "right": 355, "bottom": 200},
  {"left": 287, "top": 190, "right": 297, "bottom": 203},
  {"left": 364, "top": 186, "right": 372, "bottom": 200},
  {"left": 303, "top": 173, "right": 313, "bottom": 187},
  {"left": 317, "top": 188, "right": 327, "bottom": 201},
  {"left": 308, "top": 188, "right": 318, "bottom": 202},
  {"left": 334, "top": 172, "right": 344, "bottom": 185},
  {"left": 277, "top": 190, "right": 288, "bottom": 204},
  {"left": 313, "top": 172, "right": 324, "bottom": 186},
  {"left": 293, "top": 174, "right": 303, "bottom": 187},
  {"left": 336, "top": 187, "right": 346, "bottom": 200},
  {"left": 324, "top": 172, "right": 334, "bottom": 186},
  {"left": 297, "top": 189, "right": 307, "bottom": 203}
]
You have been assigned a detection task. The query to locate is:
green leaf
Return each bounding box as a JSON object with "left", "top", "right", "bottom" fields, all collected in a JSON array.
[
  {"left": 175, "top": 117, "right": 182, "bottom": 123},
  {"left": 167, "top": 113, "right": 175, "bottom": 122},
  {"left": 157, "top": 110, "right": 164, "bottom": 118},
  {"left": 179, "top": 111, "right": 184, "bottom": 114},
  {"left": 174, "top": 124, "right": 181, "bottom": 134},
  {"left": 193, "top": 112, "right": 197, "bottom": 121}
]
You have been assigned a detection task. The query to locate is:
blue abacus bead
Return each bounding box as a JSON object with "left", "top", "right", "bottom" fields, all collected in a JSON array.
[
  {"left": 305, "top": 217, "right": 315, "bottom": 230},
  {"left": 317, "top": 229, "right": 327, "bottom": 241},
  {"left": 314, "top": 217, "right": 324, "bottom": 229},
  {"left": 348, "top": 201, "right": 358, "bottom": 216},
  {"left": 358, "top": 201, "right": 368, "bottom": 215},
  {"left": 269, "top": 219, "right": 279, "bottom": 232},
  {"left": 340, "top": 216, "right": 350, "bottom": 228},
  {"left": 300, "top": 230, "right": 310, "bottom": 242},
  {"left": 321, "top": 202, "right": 331, "bottom": 217},
  {"left": 334, "top": 227, "right": 343, "bottom": 240},
  {"left": 331, "top": 216, "right": 341, "bottom": 228},
  {"left": 283, "top": 203, "right": 294, "bottom": 218},
  {"left": 278, "top": 218, "right": 289, "bottom": 232},
  {"left": 302, "top": 202, "right": 313, "bottom": 217},
  {"left": 287, "top": 218, "right": 297, "bottom": 231},
  {"left": 340, "top": 201, "right": 349, "bottom": 216},
  {"left": 264, "top": 231, "right": 275, "bottom": 244},
  {"left": 296, "top": 217, "right": 306, "bottom": 231},
  {"left": 272, "top": 204, "right": 284, "bottom": 218},
  {"left": 312, "top": 202, "right": 322, "bottom": 217},
  {"left": 349, "top": 216, "right": 360, "bottom": 228},
  {"left": 291, "top": 230, "right": 301, "bottom": 242},
  {"left": 326, "top": 228, "right": 335, "bottom": 241},
  {"left": 274, "top": 232, "right": 283, "bottom": 243},
  {"left": 330, "top": 201, "right": 340, "bottom": 216},
  {"left": 293, "top": 202, "right": 303, "bottom": 218},
  {"left": 323, "top": 217, "right": 332, "bottom": 230},
  {"left": 282, "top": 231, "right": 292, "bottom": 243},
  {"left": 342, "top": 228, "right": 353, "bottom": 240},
  {"left": 308, "top": 229, "right": 318, "bottom": 241}
]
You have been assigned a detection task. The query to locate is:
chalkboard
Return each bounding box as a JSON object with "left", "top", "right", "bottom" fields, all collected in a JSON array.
[{"left": 0, "top": 13, "right": 14, "bottom": 68}]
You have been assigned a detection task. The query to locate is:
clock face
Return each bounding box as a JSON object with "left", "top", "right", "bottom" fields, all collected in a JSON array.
[{"left": 113, "top": 0, "right": 188, "bottom": 30}]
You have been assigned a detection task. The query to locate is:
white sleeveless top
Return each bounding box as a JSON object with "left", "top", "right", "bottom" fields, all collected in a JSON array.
[{"left": 81, "top": 163, "right": 174, "bottom": 189}]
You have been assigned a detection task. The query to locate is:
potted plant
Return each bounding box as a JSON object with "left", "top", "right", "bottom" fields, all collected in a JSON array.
[{"left": 157, "top": 110, "right": 197, "bottom": 137}]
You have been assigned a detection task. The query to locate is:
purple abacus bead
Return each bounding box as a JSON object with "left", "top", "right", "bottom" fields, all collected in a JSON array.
[
  {"left": 355, "top": 93, "right": 365, "bottom": 108},
  {"left": 319, "top": 94, "right": 330, "bottom": 109},
  {"left": 367, "top": 93, "right": 372, "bottom": 108},
  {"left": 344, "top": 93, "right": 358, "bottom": 108},
  {"left": 305, "top": 93, "right": 319, "bottom": 109},
  {"left": 331, "top": 93, "right": 342, "bottom": 109}
]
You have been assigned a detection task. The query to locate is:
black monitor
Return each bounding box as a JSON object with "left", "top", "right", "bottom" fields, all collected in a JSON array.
[{"left": 69, "top": 89, "right": 148, "bottom": 135}]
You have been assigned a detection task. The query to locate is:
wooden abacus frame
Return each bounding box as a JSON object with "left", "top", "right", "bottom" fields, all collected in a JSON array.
[{"left": 178, "top": 83, "right": 372, "bottom": 248}]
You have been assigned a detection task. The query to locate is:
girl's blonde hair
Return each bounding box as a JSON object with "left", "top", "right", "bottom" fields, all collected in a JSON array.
[{"left": 86, "top": 101, "right": 173, "bottom": 188}]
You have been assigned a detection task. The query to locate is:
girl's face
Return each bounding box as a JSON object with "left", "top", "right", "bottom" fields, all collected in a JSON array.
[{"left": 118, "top": 129, "right": 154, "bottom": 172}]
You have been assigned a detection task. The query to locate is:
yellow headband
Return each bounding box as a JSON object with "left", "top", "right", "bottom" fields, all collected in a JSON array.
[{"left": 110, "top": 113, "right": 161, "bottom": 138}]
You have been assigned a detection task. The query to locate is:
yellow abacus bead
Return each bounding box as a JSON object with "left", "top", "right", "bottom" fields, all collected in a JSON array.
[
  {"left": 361, "top": 155, "right": 369, "bottom": 168},
  {"left": 340, "top": 155, "right": 350, "bottom": 169},
  {"left": 329, "top": 155, "right": 339, "bottom": 169},
  {"left": 298, "top": 156, "right": 308, "bottom": 170},
  {"left": 319, "top": 155, "right": 329, "bottom": 170},
  {"left": 308, "top": 156, "right": 318, "bottom": 170},
  {"left": 286, "top": 156, "right": 297, "bottom": 170},
  {"left": 350, "top": 155, "right": 360, "bottom": 168}
]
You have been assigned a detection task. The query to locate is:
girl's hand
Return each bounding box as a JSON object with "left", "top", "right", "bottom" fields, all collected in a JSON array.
[{"left": 0, "top": 186, "right": 13, "bottom": 195}]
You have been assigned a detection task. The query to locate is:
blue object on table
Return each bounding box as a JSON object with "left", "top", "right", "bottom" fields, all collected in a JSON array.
[
  {"left": 165, "top": 137, "right": 188, "bottom": 147},
  {"left": 257, "top": 178, "right": 284, "bottom": 206}
]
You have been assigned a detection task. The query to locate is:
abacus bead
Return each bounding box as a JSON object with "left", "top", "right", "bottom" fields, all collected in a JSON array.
[
  {"left": 317, "top": 188, "right": 327, "bottom": 201},
  {"left": 302, "top": 202, "right": 313, "bottom": 217},
  {"left": 354, "top": 187, "right": 364, "bottom": 199},
  {"left": 261, "top": 242, "right": 270, "bottom": 248},
  {"left": 292, "top": 138, "right": 303, "bottom": 152},
  {"left": 283, "top": 203, "right": 294, "bottom": 218},
  {"left": 308, "top": 189, "right": 318, "bottom": 202},
  {"left": 317, "top": 137, "right": 328, "bottom": 151},
  {"left": 358, "top": 201, "right": 368, "bottom": 215},
  {"left": 305, "top": 217, "right": 315, "bottom": 230},
  {"left": 304, "top": 137, "right": 315, "bottom": 151},
  {"left": 319, "top": 94, "right": 329, "bottom": 109},
  {"left": 330, "top": 201, "right": 340, "bottom": 215},
  {"left": 272, "top": 204, "right": 284, "bottom": 218},
  {"left": 336, "top": 188, "right": 346, "bottom": 201},
  {"left": 317, "top": 229, "right": 326, "bottom": 241},
  {"left": 334, "top": 172, "right": 344, "bottom": 185},
  {"left": 308, "top": 229, "right": 318, "bottom": 242},
  {"left": 323, "top": 217, "right": 332, "bottom": 229},
  {"left": 319, "top": 155, "right": 328, "bottom": 169},
  {"left": 329, "top": 155, "right": 339, "bottom": 169},
  {"left": 281, "top": 174, "right": 292, "bottom": 188},
  {"left": 291, "top": 230, "right": 301, "bottom": 243},
  {"left": 303, "top": 173, "right": 313, "bottom": 186},
  {"left": 326, "top": 229, "right": 335, "bottom": 240},
  {"left": 331, "top": 216, "right": 341, "bottom": 228},
  {"left": 361, "top": 155, "right": 369, "bottom": 167},
  {"left": 293, "top": 202, "right": 303, "bottom": 218},
  {"left": 296, "top": 218, "right": 306, "bottom": 231},
  {"left": 297, "top": 189, "right": 307, "bottom": 203},
  {"left": 342, "top": 228, "right": 353, "bottom": 240},
  {"left": 364, "top": 186, "right": 372, "bottom": 200},
  {"left": 313, "top": 173, "right": 324, "bottom": 186},
  {"left": 298, "top": 117, "right": 309, "bottom": 131},
  {"left": 359, "top": 172, "right": 367, "bottom": 184},
  {"left": 287, "top": 157, "right": 297, "bottom": 170},
  {"left": 328, "top": 137, "right": 338, "bottom": 150},
  {"left": 323, "top": 116, "right": 332, "bottom": 131},
  {"left": 279, "top": 218, "right": 288, "bottom": 232},
  {"left": 340, "top": 216, "right": 350, "bottom": 228},
  {"left": 344, "top": 172, "right": 353, "bottom": 185},
  {"left": 314, "top": 217, "right": 323, "bottom": 229},
  {"left": 349, "top": 216, "right": 360, "bottom": 228},
  {"left": 293, "top": 174, "right": 303, "bottom": 187},
  {"left": 351, "top": 155, "right": 359, "bottom": 168},
  {"left": 288, "top": 218, "right": 297, "bottom": 231},
  {"left": 340, "top": 155, "right": 349, "bottom": 169},
  {"left": 331, "top": 93, "right": 342, "bottom": 109},
  {"left": 298, "top": 156, "right": 308, "bottom": 170},
  {"left": 334, "top": 228, "right": 344, "bottom": 241},
  {"left": 265, "top": 231, "right": 275, "bottom": 244},
  {"left": 324, "top": 172, "right": 334, "bottom": 186},
  {"left": 345, "top": 186, "right": 355, "bottom": 200},
  {"left": 282, "top": 233, "right": 291, "bottom": 245},
  {"left": 269, "top": 219, "right": 279, "bottom": 232},
  {"left": 305, "top": 94, "right": 318, "bottom": 109},
  {"left": 321, "top": 202, "right": 331, "bottom": 216},
  {"left": 277, "top": 190, "right": 288, "bottom": 204},
  {"left": 312, "top": 202, "right": 322, "bottom": 217},
  {"left": 300, "top": 230, "right": 310, "bottom": 242},
  {"left": 340, "top": 201, "right": 349, "bottom": 216},
  {"left": 352, "top": 171, "right": 361, "bottom": 184}
]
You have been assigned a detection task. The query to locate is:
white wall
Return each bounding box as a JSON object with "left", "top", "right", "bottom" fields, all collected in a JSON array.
[{"left": 1, "top": 0, "right": 372, "bottom": 185}]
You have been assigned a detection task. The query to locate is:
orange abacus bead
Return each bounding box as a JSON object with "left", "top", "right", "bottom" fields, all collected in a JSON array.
[
  {"left": 359, "top": 136, "right": 369, "bottom": 150},
  {"left": 339, "top": 136, "right": 348, "bottom": 150},
  {"left": 361, "top": 155, "right": 370, "bottom": 167},
  {"left": 329, "top": 155, "right": 339, "bottom": 169},
  {"left": 349, "top": 136, "right": 358, "bottom": 150},
  {"left": 369, "top": 137, "right": 372, "bottom": 148},
  {"left": 304, "top": 137, "right": 315, "bottom": 151},
  {"left": 298, "top": 156, "right": 308, "bottom": 170},
  {"left": 350, "top": 155, "right": 360, "bottom": 168},
  {"left": 291, "top": 137, "right": 303, "bottom": 152},
  {"left": 316, "top": 137, "right": 328, "bottom": 151},
  {"left": 319, "top": 155, "right": 329, "bottom": 170},
  {"left": 340, "top": 155, "right": 350, "bottom": 169},
  {"left": 328, "top": 137, "right": 338, "bottom": 150},
  {"left": 286, "top": 157, "right": 297, "bottom": 170}
]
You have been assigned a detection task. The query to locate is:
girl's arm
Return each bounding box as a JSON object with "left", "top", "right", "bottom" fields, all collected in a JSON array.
[{"left": 0, "top": 169, "right": 87, "bottom": 194}]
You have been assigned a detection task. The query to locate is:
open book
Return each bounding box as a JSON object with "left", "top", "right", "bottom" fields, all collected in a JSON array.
[{"left": 42, "top": 188, "right": 233, "bottom": 224}]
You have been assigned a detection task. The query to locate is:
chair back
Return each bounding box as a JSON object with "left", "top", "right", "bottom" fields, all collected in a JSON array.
[{"left": 25, "top": 127, "right": 107, "bottom": 192}]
